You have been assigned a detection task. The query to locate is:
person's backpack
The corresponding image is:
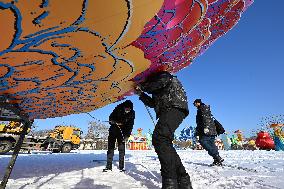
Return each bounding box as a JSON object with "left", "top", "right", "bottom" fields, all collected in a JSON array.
[{"left": 213, "top": 117, "right": 225, "bottom": 135}]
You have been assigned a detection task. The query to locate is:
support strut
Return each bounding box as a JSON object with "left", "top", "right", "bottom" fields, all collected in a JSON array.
[
  {"left": 0, "top": 96, "right": 32, "bottom": 189},
  {"left": 0, "top": 121, "right": 31, "bottom": 189}
]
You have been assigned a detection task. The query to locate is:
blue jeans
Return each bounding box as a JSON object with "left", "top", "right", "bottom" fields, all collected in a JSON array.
[{"left": 199, "top": 135, "right": 219, "bottom": 158}]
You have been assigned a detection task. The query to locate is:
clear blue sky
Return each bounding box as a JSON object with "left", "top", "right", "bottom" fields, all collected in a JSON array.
[{"left": 36, "top": 1, "right": 284, "bottom": 137}]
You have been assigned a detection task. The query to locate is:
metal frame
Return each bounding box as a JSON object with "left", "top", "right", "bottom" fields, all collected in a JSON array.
[{"left": 0, "top": 96, "right": 32, "bottom": 189}]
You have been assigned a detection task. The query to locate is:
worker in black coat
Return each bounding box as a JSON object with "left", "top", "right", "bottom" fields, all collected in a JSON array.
[
  {"left": 103, "top": 100, "right": 135, "bottom": 171},
  {"left": 194, "top": 99, "right": 224, "bottom": 166},
  {"left": 135, "top": 71, "right": 193, "bottom": 189}
]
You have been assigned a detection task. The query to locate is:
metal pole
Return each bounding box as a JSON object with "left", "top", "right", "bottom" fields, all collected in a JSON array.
[{"left": 0, "top": 121, "right": 31, "bottom": 189}]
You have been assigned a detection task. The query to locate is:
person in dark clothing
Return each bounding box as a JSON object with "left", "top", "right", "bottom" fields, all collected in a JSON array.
[
  {"left": 103, "top": 100, "right": 135, "bottom": 172},
  {"left": 135, "top": 71, "right": 193, "bottom": 189},
  {"left": 193, "top": 99, "right": 224, "bottom": 166}
]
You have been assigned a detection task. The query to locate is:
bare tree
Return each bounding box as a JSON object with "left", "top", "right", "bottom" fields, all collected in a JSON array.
[
  {"left": 85, "top": 121, "right": 109, "bottom": 140},
  {"left": 29, "top": 122, "right": 52, "bottom": 137},
  {"left": 85, "top": 124, "right": 95, "bottom": 140}
]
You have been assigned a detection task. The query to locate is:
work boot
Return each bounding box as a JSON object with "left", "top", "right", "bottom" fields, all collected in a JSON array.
[
  {"left": 178, "top": 174, "right": 193, "bottom": 189},
  {"left": 212, "top": 154, "right": 224, "bottom": 166},
  {"left": 162, "top": 178, "right": 178, "bottom": 189},
  {"left": 103, "top": 162, "right": 112, "bottom": 172},
  {"left": 103, "top": 165, "right": 112, "bottom": 171}
]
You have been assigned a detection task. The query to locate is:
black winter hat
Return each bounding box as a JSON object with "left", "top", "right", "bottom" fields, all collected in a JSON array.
[
  {"left": 123, "top": 100, "right": 133, "bottom": 109},
  {"left": 193, "top": 99, "right": 202, "bottom": 104}
]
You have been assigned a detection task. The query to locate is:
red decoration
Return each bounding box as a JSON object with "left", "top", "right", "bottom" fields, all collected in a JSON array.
[{"left": 255, "top": 131, "right": 275, "bottom": 150}]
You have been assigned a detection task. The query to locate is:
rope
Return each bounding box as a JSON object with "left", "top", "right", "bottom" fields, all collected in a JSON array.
[
  {"left": 144, "top": 104, "right": 156, "bottom": 127},
  {"left": 86, "top": 112, "right": 103, "bottom": 122},
  {"left": 116, "top": 124, "right": 127, "bottom": 170},
  {"left": 116, "top": 124, "right": 125, "bottom": 140}
]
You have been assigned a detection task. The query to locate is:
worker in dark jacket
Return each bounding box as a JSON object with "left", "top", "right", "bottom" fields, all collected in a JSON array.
[
  {"left": 103, "top": 100, "right": 135, "bottom": 172},
  {"left": 135, "top": 71, "right": 192, "bottom": 189},
  {"left": 194, "top": 99, "right": 224, "bottom": 166}
]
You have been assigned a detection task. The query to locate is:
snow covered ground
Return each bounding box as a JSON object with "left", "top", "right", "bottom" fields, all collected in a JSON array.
[{"left": 1, "top": 150, "right": 284, "bottom": 189}]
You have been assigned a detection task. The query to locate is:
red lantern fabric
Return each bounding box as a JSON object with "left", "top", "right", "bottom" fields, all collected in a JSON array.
[{"left": 255, "top": 131, "right": 275, "bottom": 150}]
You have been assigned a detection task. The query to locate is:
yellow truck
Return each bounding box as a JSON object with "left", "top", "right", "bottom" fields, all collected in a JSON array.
[
  {"left": 0, "top": 122, "right": 82, "bottom": 154},
  {"left": 44, "top": 125, "right": 82, "bottom": 153}
]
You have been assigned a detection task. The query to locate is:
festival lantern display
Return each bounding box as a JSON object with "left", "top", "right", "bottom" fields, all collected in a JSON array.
[
  {"left": 255, "top": 131, "right": 275, "bottom": 150},
  {"left": 231, "top": 130, "right": 244, "bottom": 150},
  {"left": 194, "top": 142, "right": 203, "bottom": 150},
  {"left": 128, "top": 128, "right": 148, "bottom": 150},
  {"left": 146, "top": 129, "right": 153, "bottom": 150},
  {"left": 234, "top": 130, "right": 244, "bottom": 142},
  {"left": 246, "top": 139, "right": 257, "bottom": 150},
  {"left": 220, "top": 132, "right": 232, "bottom": 150},
  {"left": 270, "top": 123, "right": 284, "bottom": 151},
  {"left": 173, "top": 126, "right": 196, "bottom": 149},
  {"left": 215, "top": 138, "right": 224, "bottom": 150}
]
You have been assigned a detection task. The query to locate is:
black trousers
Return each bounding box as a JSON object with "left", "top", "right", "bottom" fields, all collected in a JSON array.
[
  {"left": 152, "top": 108, "right": 188, "bottom": 179},
  {"left": 106, "top": 125, "right": 125, "bottom": 169}
]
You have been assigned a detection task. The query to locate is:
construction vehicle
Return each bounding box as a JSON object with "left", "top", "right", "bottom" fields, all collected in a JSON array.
[
  {"left": 0, "top": 122, "right": 82, "bottom": 154},
  {"left": 44, "top": 125, "right": 82, "bottom": 153}
]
